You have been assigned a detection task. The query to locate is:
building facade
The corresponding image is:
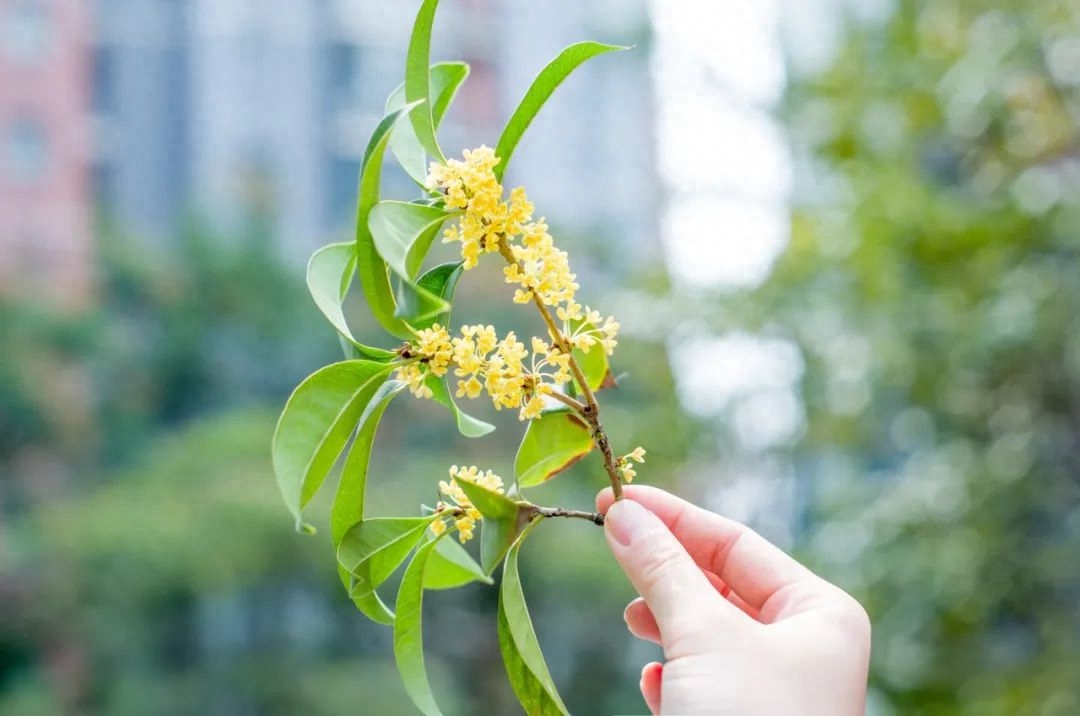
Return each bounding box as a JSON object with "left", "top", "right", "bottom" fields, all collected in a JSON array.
[{"left": 0, "top": 0, "right": 92, "bottom": 308}]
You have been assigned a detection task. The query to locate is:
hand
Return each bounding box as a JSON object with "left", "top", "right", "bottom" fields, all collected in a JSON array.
[{"left": 597, "top": 486, "right": 871, "bottom": 716}]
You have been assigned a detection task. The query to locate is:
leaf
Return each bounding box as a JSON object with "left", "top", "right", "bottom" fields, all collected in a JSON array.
[
  {"left": 356, "top": 101, "right": 426, "bottom": 340},
  {"left": 388, "top": 62, "right": 470, "bottom": 185},
  {"left": 414, "top": 261, "right": 463, "bottom": 330},
  {"left": 330, "top": 380, "right": 407, "bottom": 625},
  {"left": 308, "top": 242, "right": 399, "bottom": 361},
  {"left": 272, "top": 361, "right": 394, "bottom": 531},
  {"left": 427, "top": 374, "right": 495, "bottom": 438},
  {"left": 424, "top": 537, "right": 492, "bottom": 590},
  {"left": 394, "top": 536, "right": 446, "bottom": 716},
  {"left": 370, "top": 200, "right": 452, "bottom": 281},
  {"left": 570, "top": 320, "right": 616, "bottom": 393},
  {"left": 405, "top": 0, "right": 445, "bottom": 163},
  {"left": 395, "top": 279, "right": 451, "bottom": 323},
  {"left": 494, "top": 42, "right": 627, "bottom": 181},
  {"left": 498, "top": 525, "right": 569, "bottom": 715},
  {"left": 339, "top": 517, "right": 437, "bottom": 597},
  {"left": 515, "top": 411, "right": 595, "bottom": 489},
  {"left": 456, "top": 479, "right": 531, "bottom": 574}
]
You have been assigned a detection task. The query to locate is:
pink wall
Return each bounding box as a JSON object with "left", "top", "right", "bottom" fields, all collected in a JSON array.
[{"left": 0, "top": 0, "right": 92, "bottom": 309}]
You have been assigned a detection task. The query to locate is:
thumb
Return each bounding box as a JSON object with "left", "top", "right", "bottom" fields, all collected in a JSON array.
[{"left": 604, "top": 498, "right": 737, "bottom": 656}]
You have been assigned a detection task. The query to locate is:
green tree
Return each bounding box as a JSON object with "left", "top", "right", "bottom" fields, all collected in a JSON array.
[{"left": 739, "top": 2, "right": 1080, "bottom": 712}]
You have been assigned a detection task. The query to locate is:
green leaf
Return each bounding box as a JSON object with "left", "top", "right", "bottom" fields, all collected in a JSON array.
[
  {"left": 494, "top": 41, "right": 627, "bottom": 181},
  {"left": 356, "top": 101, "right": 426, "bottom": 340},
  {"left": 456, "top": 479, "right": 531, "bottom": 574},
  {"left": 308, "top": 242, "right": 398, "bottom": 361},
  {"left": 405, "top": 0, "right": 445, "bottom": 163},
  {"left": 427, "top": 374, "right": 495, "bottom": 438},
  {"left": 455, "top": 478, "right": 520, "bottom": 521},
  {"left": 515, "top": 411, "right": 595, "bottom": 489},
  {"left": 272, "top": 361, "right": 394, "bottom": 531},
  {"left": 395, "top": 278, "right": 451, "bottom": 323},
  {"left": 339, "top": 517, "right": 437, "bottom": 597},
  {"left": 370, "top": 201, "right": 451, "bottom": 281},
  {"left": 330, "top": 380, "right": 407, "bottom": 625},
  {"left": 570, "top": 320, "right": 616, "bottom": 393},
  {"left": 394, "top": 536, "right": 446, "bottom": 716},
  {"left": 388, "top": 62, "right": 470, "bottom": 185},
  {"left": 414, "top": 261, "right": 463, "bottom": 330},
  {"left": 424, "top": 537, "right": 492, "bottom": 590},
  {"left": 498, "top": 525, "right": 569, "bottom": 715}
]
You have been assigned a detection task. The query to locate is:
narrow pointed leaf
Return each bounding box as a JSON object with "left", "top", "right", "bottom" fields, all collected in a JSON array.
[
  {"left": 405, "top": 0, "right": 444, "bottom": 162},
  {"left": 330, "top": 380, "right": 407, "bottom": 625},
  {"left": 427, "top": 374, "right": 495, "bottom": 438},
  {"left": 394, "top": 536, "right": 446, "bottom": 716},
  {"left": 340, "top": 517, "right": 438, "bottom": 599},
  {"left": 424, "top": 537, "right": 492, "bottom": 590},
  {"left": 515, "top": 411, "right": 595, "bottom": 489},
  {"left": 272, "top": 361, "right": 394, "bottom": 531},
  {"left": 389, "top": 62, "right": 470, "bottom": 185},
  {"left": 494, "top": 42, "right": 627, "bottom": 181},
  {"left": 356, "top": 101, "right": 426, "bottom": 339},
  {"left": 456, "top": 479, "right": 531, "bottom": 574},
  {"left": 455, "top": 478, "right": 520, "bottom": 521},
  {"left": 498, "top": 525, "right": 569, "bottom": 715},
  {"left": 370, "top": 200, "right": 451, "bottom": 282},
  {"left": 308, "top": 242, "right": 398, "bottom": 361}
]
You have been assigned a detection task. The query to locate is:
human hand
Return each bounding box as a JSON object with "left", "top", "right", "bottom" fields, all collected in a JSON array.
[{"left": 597, "top": 486, "right": 871, "bottom": 715}]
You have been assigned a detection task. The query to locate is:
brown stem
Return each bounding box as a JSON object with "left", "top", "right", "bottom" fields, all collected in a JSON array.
[
  {"left": 546, "top": 389, "right": 588, "bottom": 414},
  {"left": 497, "top": 242, "right": 624, "bottom": 500},
  {"left": 531, "top": 505, "right": 605, "bottom": 525}
]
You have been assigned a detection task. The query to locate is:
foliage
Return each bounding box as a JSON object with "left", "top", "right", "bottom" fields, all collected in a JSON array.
[
  {"left": 744, "top": 1, "right": 1080, "bottom": 712},
  {"left": 271, "top": 2, "right": 636, "bottom": 712}
]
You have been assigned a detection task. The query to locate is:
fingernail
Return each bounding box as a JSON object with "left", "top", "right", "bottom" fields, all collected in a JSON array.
[{"left": 605, "top": 499, "right": 650, "bottom": 546}]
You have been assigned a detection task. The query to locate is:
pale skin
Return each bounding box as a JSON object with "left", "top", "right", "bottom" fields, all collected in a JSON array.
[{"left": 597, "top": 486, "right": 871, "bottom": 716}]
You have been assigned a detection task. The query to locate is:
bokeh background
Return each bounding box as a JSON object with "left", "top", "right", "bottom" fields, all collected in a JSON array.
[{"left": 2, "top": 0, "right": 1079, "bottom": 714}]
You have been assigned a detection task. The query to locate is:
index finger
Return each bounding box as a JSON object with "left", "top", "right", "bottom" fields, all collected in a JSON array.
[{"left": 597, "top": 486, "right": 817, "bottom": 616}]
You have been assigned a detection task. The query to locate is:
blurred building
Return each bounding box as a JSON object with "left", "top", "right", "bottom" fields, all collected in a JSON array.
[
  {"left": 0, "top": 0, "right": 93, "bottom": 309},
  {"left": 1, "top": 0, "right": 653, "bottom": 305},
  {"left": 83, "top": 0, "right": 654, "bottom": 264}
]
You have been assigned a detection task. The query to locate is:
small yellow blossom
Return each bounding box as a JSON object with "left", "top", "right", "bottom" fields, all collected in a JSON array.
[
  {"left": 432, "top": 465, "right": 505, "bottom": 542},
  {"left": 616, "top": 447, "right": 646, "bottom": 484},
  {"left": 394, "top": 323, "right": 454, "bottom": 398},
  {"left": 396, "top": 363, "right": 433, "bottom": 399}
]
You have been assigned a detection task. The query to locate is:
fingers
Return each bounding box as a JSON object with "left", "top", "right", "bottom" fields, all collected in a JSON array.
[
  {"left": 640, "top": 661, "right": 662, "bottom": 716},
  {"left": 603, "top": 498, "right": 744, "bottom": 657},
  {"left": 624, "top": 598, "right": 660, "bottom": 644},
  {"left": 598, "top": 486, "right": 817, "bottom": 615}
]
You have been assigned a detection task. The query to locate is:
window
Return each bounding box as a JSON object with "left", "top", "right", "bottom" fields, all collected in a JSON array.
[
  {"left": 4, "top": 119, "right": 49, "bottom": 183},
  {"left": 3, "top": 1, "right": 49, "bottom": 63}
]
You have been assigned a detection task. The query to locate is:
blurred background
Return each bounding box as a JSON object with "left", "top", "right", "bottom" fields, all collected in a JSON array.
[{"left": 1, "top": 0, "right": 1079, "bottom": 713}]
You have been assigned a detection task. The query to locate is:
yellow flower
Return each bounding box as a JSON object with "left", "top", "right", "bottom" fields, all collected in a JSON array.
[
  {"left": 395, "top": 363, "right": 433, "bottom": 399},
  {"left": 616, "top": 447, "right": 645, "bottom": 483},
  {"left": 415, "top": 324, "right": 453, "bottom": 377},
  {"left": 434, "top": 465, "right": 506, "bottom": 543}
]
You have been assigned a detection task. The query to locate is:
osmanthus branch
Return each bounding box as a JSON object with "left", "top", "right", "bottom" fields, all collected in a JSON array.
[
  {"left": 496, "top": 243, "right": 624, "bottom": 500},
  {"left": 529, "top": 504, "right": 604, "bottom": 525},
  {"left": 438, "top": 502, "right": 605, "bottom": 526}
]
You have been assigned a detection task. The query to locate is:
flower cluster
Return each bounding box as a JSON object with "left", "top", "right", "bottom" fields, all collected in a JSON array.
[
  {"left": 430, "top": 465, "right": 505, "bottom": 542},
  {"left": 394, "top": 322, "right": 586, "bottom": 421},
  {"left": 616, "top": 446, "right": 647, "bottom": 484},
  {"left": 426, "top": 147, "right": 619, "bottom": 357},
  {"left": 426, "top": 147, "right": 533, "bottom": 270}
]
